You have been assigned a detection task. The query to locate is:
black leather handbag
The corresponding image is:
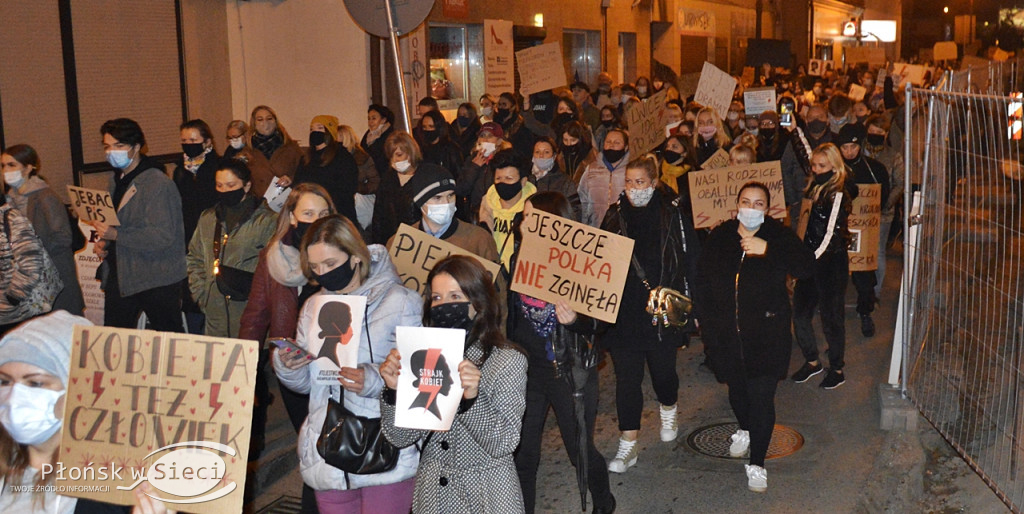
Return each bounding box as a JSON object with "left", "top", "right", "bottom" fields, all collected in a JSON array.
[
  {"left": 315, "top": 317, "right": 399, "bottom": 475},
  {"left": 212, "top": 222, "right": 254, "bottom": 301}
]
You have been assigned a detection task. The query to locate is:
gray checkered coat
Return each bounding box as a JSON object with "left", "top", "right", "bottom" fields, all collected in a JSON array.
[{"left": 381, "top": 341, "right": 528, "bottom": 513}]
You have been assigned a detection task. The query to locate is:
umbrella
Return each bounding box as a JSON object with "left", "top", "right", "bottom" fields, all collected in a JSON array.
[{"left": 567, "top": 336, "right": 600, "bottom": 511}]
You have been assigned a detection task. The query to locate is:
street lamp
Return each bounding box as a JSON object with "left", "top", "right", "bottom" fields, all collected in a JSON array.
[{"left": 944, "top": 6, "right": 949, "bottom": 13}]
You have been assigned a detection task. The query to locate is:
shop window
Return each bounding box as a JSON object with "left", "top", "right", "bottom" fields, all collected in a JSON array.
[
  {"left": 564, "top": 29, "right": 602, "bottom": 87},
  {"left": 428, "top": 24, "right": 484, "bottom": 112}
]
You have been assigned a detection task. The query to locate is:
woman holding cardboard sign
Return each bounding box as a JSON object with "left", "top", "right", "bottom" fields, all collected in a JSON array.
[
  {"left": 599, "top": 155, "right": 700, "bottom": 474},
  {"left": 379, "top": 255, "right": 528, "bottom": 513},
  {"left": 2, "top": 144, "right": 84, "bottom": 315},
  {"left": 275, "top": 215, "right": 422, "bottom": 513}
]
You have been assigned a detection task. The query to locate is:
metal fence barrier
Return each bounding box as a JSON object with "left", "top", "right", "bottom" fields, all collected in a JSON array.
[{"left": 903, "top": 68, "right": 1024, "bottom": 511}]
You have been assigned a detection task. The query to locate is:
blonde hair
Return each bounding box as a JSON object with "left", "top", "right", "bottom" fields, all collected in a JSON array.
[
  {"left": 625, "top": 153, "right": 659, "bottom": 182},
  {"left": 272, "top": 183, "right": 337, "bottom": 243},
  {"left": 693, "top": 107, "right": 732, "bottom": 149},
  {"left": 806, "top": 143, "right": 849, "bottom": 200},
  {"left": 728, "top": 145, "right": 756, "bottom": 166},
  {"left": 248, "top": 105, "right": 293, "bottom": 144},
  {"left": 336, "top": 124, "right": 364, "bottom": 153},
  {"left": 300, "top": 215, "right": 371, "bottom": 284},
  {"left": 384, "top": 131, "right": 422, "bottom": 167}
]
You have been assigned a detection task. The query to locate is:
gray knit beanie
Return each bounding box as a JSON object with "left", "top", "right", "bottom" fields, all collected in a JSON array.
[{"left": 0, "top": 310, "right": 92, "bottom": 388}]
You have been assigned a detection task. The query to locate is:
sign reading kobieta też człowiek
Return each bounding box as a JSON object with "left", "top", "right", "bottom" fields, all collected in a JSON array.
[{"left": 511, "top": 211, "right": 633, "bottom": 323}]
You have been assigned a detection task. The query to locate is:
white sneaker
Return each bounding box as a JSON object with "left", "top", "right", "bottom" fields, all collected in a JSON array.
[
  {"left": 659, "top": 404, "right": 678, "bottom": 442},
  {"left": 745, "top": 464, "right": 767, "bottom": 492},
  {"left": 729, "top": 429, "right": 750, "bottom": 457},
  {"left": 607, "top": 438, "right": 638, "bottom": 473}
]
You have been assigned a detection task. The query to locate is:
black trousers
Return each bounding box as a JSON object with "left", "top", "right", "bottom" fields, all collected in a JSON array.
[
  {"left": 793, "top": 250, "right": 848, "bottom": 370},
  {"left": 609, "top": 344, "right": 679, "bottom": 431},
  {"left": 103, "top": 274, "right": 184, "bottom": 332},
  {"left": 726, "top": 374, "right": 779, "bottom": 467},
  {"left": 515, "top": 366, "right": 613, "bottom": 514},
  {"left": 850, "top": 270, "right": 877, "bottom": 315}
]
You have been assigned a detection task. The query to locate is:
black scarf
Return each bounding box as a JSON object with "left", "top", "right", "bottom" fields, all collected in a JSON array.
[{"left": 252, "top": 131, "right": 284, "bottom": 160}]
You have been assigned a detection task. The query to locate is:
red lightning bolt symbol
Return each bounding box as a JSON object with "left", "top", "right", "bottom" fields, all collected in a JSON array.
[
  {"left": 696, "top": 211, "right": 710, "bottom": 228},
  {"left": 209, "top": 383, "right": 223, "bottom": 420},
  {"left": 91, "top": 371, "right": 105, "bottom": 406}
]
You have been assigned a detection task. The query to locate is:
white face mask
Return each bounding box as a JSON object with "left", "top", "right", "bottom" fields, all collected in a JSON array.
[
  {"left": 481, "top": 106, "right": 493, "bottom": 117},
  {"left": 532, "top": 156, "right": 555, "bottom": 173},
  {"left": 736, "top": 207, "right": 766, "bottom": 230},
  {"left": 424, "top": 202, "right": 456, "bottom": 227},
  {"left": 727, "top": 111, "right": 741, "bottom": 122},
  {"left": 478, "top": 141, "right": 497, "bottom": 157},
  {"left": 626, "top": 186, "right": 655, "bottom": 207},
  {"left": 229, "top": 137, "right": 245, "bottom": 149},
  {"left": 0, "top": 383, "right": 64, "bottom": 446},
  {"left": 4, "top": 170, "right": 25, "bottom": 188},
  {"left": 394, "top": 159, "right": 412, "bottom": 172}
]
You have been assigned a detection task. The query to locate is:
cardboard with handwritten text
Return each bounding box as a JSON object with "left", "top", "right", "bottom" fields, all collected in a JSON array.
[
  {"left": 511, "top": 211, "right": 633, "bottom": 323},
  {"left": 59, "top": 326, "right": 257, "bottom": 512},
  {"left": 388, "top": 224, "right": 502, "bottom": 295},
  {"left": 848, "top": 184, "right": 881, "bottom": 271},
  {"left": 67, "top": 186, "right": 120, "bottom": 226},
  {"left": 516, "top": 42, "right": 567, "bottom": 96},
  {"left": 694, "top": 61, "right": 737, "bottom": 119},
  {"left": 305, "top": 295, "right": 367, "bottom": 384},
  {"left": 700, "top": 148, "right": 730, "bottom": 170},
  {"left": 394, "top": 326, "right": 466, "bottom": 431},
  {"left": 626, "top": 89, "right": 669, "bottom": 158},
  {"left": 687, "top": 161, "right": 786, "bottom": 228}
]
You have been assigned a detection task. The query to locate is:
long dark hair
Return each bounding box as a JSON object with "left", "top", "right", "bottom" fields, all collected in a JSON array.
[
  {"left": 417, "top": 110, "right": 454, "bottom": 147},
  {"left": 423, "top": 256, "right": 522, "bottom": 365}
]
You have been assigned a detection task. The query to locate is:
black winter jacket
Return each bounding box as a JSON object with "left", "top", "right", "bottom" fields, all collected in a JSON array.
[{"left": 803, "top": 178, "right": 857, "bottom": 256}]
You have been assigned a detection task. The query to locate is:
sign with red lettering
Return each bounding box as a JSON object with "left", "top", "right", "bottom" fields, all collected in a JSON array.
[
  {"left": 59, "top": 326, "right": 258, "bottom": 513},
  {"left": 442, "top": 0, "right": 469, "bottom": 19},
  {"left": 687, "top": 161, "right": 786, "bottom": 228},
  {"left": 848, "top": 184, "right": 881, "bottom": 271},
  {"left": 388, "top": 224, "right": 502, "bottom": 294},
  {"left": 394, "top": 326, "right": 465, "bottom": 431},
  {"left": 511, "top": 211, "right": 634, "bottom": 323},
  {"left": 68, "top": 185, "right": 120, "bottom": 226}
]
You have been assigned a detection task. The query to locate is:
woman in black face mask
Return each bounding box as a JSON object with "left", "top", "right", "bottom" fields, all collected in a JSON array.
[
  {"left": 293, "top": 115, "right": 359, "bottom": 223},
  {"left": 379, "top": 255, "right": 528, "bottom": 513},
  {"left": 550, "top": 97, "right": 581, "bottom": 137},
  {"left": 415, "top": 110, "right": 464, "bottom": 181},
  {"left": 275, "top": 214, "right": 424, "bottom": 513},
  {"left": 558, "top": 121, "right": 597, "bottom": 184},
  {"left": 186, "top": 159, "right": 278, "bottom": 339}
]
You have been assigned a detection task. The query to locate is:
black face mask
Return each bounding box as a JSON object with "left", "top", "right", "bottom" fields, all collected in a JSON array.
[
  {"left": 807, "top": 120, "right": 827, "bottom": 135},
  {"left": 563, "top": 142, "right": 580, "bottom": 155},
  {"left": 601, "top": 119, "right": 615, "bottom": 128},
  {"left": 182, "top": 143, "right": 205, "bottom": 159},
  {"left": 604, "top": 148, "right": 626, "bottom": 164},
  {"left": 813, "top": 170, "right": 835, "bottom": 185},
  {"left": 554, "top": 113, "right": 575, "bottom": 127},
  {"left": 422, "top": 129, "right": 438, "bottom": 142},
  {"left": 662, "top": 150, "right": 682, "bottom": 165},
  {"left": 494, "top": 181, "right": 523, "bottom": 201},
  {"left": 316, "top": 260, "right": 356, "bottom": 292},
  {"left": 309, "top": 131, "right": 327, "bottom": 147},
  {"left": 760, "top": 130, "right": 776, "bottom": 142},
  {"left": 294, "top": 221, "right": 312, "bottom": 243},
  {"left": 218, "top": 188, "right": 246, "bottom": 207},
  {"left": 494, "top": 108, "right": 511, "bottom": 123},
  {"left": 430, "top": 301, "right": 474, "bottom": 331},
  {"left": 866, "top": 134, "right": 886, "bottom": 146}
]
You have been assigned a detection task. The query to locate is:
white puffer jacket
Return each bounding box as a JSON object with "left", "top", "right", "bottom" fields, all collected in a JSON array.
[{"left": 274, "top": 244, "right": 423, "bottom": 491}]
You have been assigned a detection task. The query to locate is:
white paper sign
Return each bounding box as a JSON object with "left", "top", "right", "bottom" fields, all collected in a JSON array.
[
  {"left": 395, "top": 326, "right": 466, "bottom": 431},
  {"left": 808, "top": 59, "right": 824, "bottom": 76},
  {"left": 694, "top": 61, "right": 737, "bottom": 119},
  {"left": 75, "top": 220, "right": 104, "bottom": 325},
  {"left": 264, "top": 176, "right": 292, "bottom": 213},
  {"left": 306, "top": 295, "right": 367, "bottom": 384},
  {"left": 849, "top": 83, "right": 867, "bottom": 102},
  {"left": 743, "top": 87, "right": 776, "bottom": 117}
]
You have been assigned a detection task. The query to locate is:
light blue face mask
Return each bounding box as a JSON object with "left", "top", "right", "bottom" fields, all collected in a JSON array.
[
  {"left": 533, "top": 156, "right": 555, "bottom": 172},
  {"left": 106, "top": 148, "right": 133, "bottom": 169},
  {"left": 737, "top": 207, "right": 765, "bottom": 230}
]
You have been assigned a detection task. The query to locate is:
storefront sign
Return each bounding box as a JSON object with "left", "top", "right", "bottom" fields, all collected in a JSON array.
[
  {"left": 400, "top": 24, "right": 429, "bottom": 121},
  {"left": 484, "top": 19, "right": 515, "bottom": 96},
  {"left": 678, "top": 7, "right": 716, "bottom": 37},
  {"left": 442, "top": 0, "right": 469, "bottom": 19}
]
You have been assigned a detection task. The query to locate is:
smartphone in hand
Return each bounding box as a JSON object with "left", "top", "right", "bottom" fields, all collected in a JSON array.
[{"left": 269, "top": 338, "right": 313, "bottom": 360}]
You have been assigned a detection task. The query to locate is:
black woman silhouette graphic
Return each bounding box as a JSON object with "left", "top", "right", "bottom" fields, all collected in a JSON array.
[
  {"left": 409, "top": 348, "right": 454, "bottom": 419},
  {"left": 316, "top": 301, "right": 354, "bottom": 367}
]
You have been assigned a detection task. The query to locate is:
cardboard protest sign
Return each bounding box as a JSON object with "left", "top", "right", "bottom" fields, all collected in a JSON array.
[
  {"left": 848, "top": 184, "right": 881, "bottom": 271},
  {"left": 894, "top": 63, "right": 927, "bottom": 86},
  {"left": 394, "top": 326, "right": 465, "bottom": 431},
  {"left": 743, "top": 87, "right": 776, "bottom": 117},
  {"left": 845, "top": 46, "right": 886, "bottom": 66},
  {"left": 263, "top": 176, "right": 291, "bottom": 213},
  {"left": 516, "top": 42, "right": 567, "bottom": 96},
  {"left": 626, "top": 89, "right": 669, "bottom": 158},
  {"left": 305, "top": 295, "right": 367, "bottom": 384},
  {"left": 68, "top": 186, "right": 120, "bottom": 226},
  {"left": 511, "top": 211, "right": 633, "bottom": 323},
  {"left": 484, "top": 19, "right": 515, "bottom": 96},
  {"left": 848, "top": 83, "right": 867, "bottom": 102},
  {"left": 700, "top": 148, "right": 730, "bottom": 170},
  {"left": 60, "top": 325, "right": 258, "bottom": 513},
  {"left": 687, "top": 161, "right": 786, "bottom": 229},
  {"left": 808, "top": 59, "right": 823, "bottom": 76},
  {"left": 388, "top": 224, "right": 502, "bottom": 294},
  {"left": 796, "top": 198, "right": 813, "bottom": 240},
  {"left": 933, "top": 41, "right": 958, "bottom": 61},
  {"left": 694, "top": 61, "right": 737, "bottom": 119}
]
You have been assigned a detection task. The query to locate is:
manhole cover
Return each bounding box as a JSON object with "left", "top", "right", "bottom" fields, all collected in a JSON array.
[{"left": 686, "top": 422, "right": 803, "bottom": 460}]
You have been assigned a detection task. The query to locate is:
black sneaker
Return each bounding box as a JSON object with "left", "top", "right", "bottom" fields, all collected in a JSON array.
[
  {"left": 791, "top": 361, "right": 824, "bottom": 383},
  {"left": 819, "top": 369, "right": 846, "bottom": 389},
  {"left": 860, "top": 314, "right": 876, "bottom": 337}
]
